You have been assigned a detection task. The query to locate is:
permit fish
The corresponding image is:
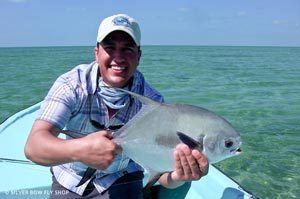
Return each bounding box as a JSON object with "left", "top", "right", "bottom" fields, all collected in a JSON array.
[{"left": 61, "top": 88, "right": 242, "bottom": 188}]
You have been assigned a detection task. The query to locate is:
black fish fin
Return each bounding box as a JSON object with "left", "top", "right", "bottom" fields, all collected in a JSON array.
[
  {"left": 60, "top": 130, "right": 86, "bottom": 139},
  {"left": 176, "top": 131, "right": 203, "bottom": 151},
  {"left": 76, "top": 168, "right": 97, "bottom": 187},
  {"left": 143, "top": 173, "right": 164, "bottom": 190}
]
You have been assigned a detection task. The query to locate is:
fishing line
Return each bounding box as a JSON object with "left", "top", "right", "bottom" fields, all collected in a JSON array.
[
  {"left": 0, "top": 158, "right": 35, "bottom": 165},
  {"left": 0, "top": 157, "right": 51, "bottom": 173}
]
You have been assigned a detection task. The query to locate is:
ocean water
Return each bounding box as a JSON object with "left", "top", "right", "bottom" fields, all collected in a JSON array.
[{"left": 0, "top": 45, "right": 299, "bottom": 199}]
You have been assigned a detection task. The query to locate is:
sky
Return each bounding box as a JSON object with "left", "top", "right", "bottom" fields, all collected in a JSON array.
[{"left": 0, "top": 0, "right": 299, "bottom": 47}]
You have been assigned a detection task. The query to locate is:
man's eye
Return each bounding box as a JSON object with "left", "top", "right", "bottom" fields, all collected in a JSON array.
[
  {"left": 124, "top": 48, "right": 133, "bottom": 52},
  {"left": 105, "top": 46, "right": 114, "bottom": 50}
]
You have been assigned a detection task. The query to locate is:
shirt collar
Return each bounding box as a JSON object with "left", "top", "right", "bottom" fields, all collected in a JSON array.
[{"left": 89, "top": 61, "right": 100, "bottom": 95}]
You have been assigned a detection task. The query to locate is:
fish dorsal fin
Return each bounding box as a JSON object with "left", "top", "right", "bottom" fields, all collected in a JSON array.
[
  {"left": 113, "top": 87, "right": 161, "bottom": 106},
  {"left": 176, "top": 131, "right": 204, "bottom": 151}
]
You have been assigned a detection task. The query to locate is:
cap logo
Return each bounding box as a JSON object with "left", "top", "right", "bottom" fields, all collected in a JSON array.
[{"left": 113, "top": 16, "right": 130, "bottom": 27}]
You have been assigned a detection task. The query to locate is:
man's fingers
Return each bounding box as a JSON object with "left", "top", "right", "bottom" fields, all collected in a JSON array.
[
  {"left": 192, "top": 149, "right": 209, "bottom": 175},
  {"left": 173, "top": 150, "right": 184, "bottom": 176},
  {"left": 173, "top": 144, "right": 209, "bottom": 182},
  {"left": 178, "top": 145, "right": 193, "bottom": 177}
]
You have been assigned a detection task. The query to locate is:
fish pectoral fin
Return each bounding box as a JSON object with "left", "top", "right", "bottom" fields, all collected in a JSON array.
[
  {"left": 176, "top": 131, "right": 203, "bottom": 151},
  {"left": 76, "top": 167, "right": 96, "bottom": 187},
  {"left": 144, "top": 173, "right": 164, "bottom": 190}
]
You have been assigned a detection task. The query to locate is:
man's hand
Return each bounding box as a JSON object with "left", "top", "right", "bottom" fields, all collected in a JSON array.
[
  {"left": 73, "top": 131, "right": 122, "bottom": 170},
  {"left": 159, "top": 143, "right": 209, "bottom": 189},
  {"left": 171, "top": 144, "right": 208, "bottom": 181}
]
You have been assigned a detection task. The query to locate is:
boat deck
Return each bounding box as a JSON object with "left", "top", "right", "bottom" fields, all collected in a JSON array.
[{"left": 0, "top": 103, "right": 257, "bottom": 199}]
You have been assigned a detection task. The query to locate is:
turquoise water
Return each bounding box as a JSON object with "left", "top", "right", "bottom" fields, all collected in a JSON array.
[{"left": 1, "top": 46, "right": 299, "bottom": 198}]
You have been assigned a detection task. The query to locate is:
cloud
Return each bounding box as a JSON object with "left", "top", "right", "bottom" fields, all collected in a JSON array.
[
  {"left": 272, "top": 19, "right": 288, "bottom": 25},
  {"left": 272, "top": 20, "right": 281, "bottom": 25},
  {"left": 272, "top": 20, "right": 300, "bottom": 28},
  {"left": 177, "top": 7, "right": 189, "bottom": 13},
  {"left": 7, "top": 0, "right": 27, "bottom": 3},
  {"left": 65, "top": 7, "right": 87, "bottom": 12},
  {"left": 237, "top": 11, "right": 247, "bottom": 16}
]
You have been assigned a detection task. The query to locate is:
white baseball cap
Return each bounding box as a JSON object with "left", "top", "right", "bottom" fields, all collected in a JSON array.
[{"left": 97, "top": 14, "right": 141, "bottom": 46}]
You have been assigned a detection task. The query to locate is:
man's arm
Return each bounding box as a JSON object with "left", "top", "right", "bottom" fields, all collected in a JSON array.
[{"left": 24, "top": 120, "right": 121, "bottom": 170}]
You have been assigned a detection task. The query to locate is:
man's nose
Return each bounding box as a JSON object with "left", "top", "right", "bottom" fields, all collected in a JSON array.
[{"left": 113, "top": 50, "right": 125, "bottom": 63}]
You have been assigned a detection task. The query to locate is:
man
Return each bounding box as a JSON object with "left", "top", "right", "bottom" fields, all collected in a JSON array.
[{"left": 25, "top": 14, "right": 208, "bottom": 199}]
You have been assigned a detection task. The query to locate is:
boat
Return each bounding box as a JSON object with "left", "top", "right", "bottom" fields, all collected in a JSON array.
[{"left": 0, "top": 102, "right": 258, "bottom": 199}]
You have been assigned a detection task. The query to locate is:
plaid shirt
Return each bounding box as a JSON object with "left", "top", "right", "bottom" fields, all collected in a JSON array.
[{"left": 37, "top": 61, "right": 163, "bottom": 195}]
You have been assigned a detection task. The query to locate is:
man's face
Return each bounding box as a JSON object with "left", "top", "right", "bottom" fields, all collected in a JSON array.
[{"left": 94, "top": 31, "right": 141, "bottom": 88}]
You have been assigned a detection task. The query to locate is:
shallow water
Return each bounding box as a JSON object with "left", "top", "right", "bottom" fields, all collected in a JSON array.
[{"left": 0, "top": 45, "right": 299, "bottom": 198}]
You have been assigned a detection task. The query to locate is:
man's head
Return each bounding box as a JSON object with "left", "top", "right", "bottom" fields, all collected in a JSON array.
[
  {"left": 97, "top": 14, "right": 141, "bottom": 47},
  {"left": 94, "top": 14, "right": 142, "bottom": 88}
]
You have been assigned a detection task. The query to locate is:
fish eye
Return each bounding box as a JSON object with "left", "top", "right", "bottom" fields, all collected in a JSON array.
[{"left": 225, "top": 140, "right": 234, "bottom": 148}]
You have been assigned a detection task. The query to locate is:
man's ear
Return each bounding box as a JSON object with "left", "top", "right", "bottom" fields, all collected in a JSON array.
[
  {"left": 137, "top": 49, "right": 142, "bottom": 64},
  {"left": 94, "top": 47, "right": 99, "bottom": 62}
]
